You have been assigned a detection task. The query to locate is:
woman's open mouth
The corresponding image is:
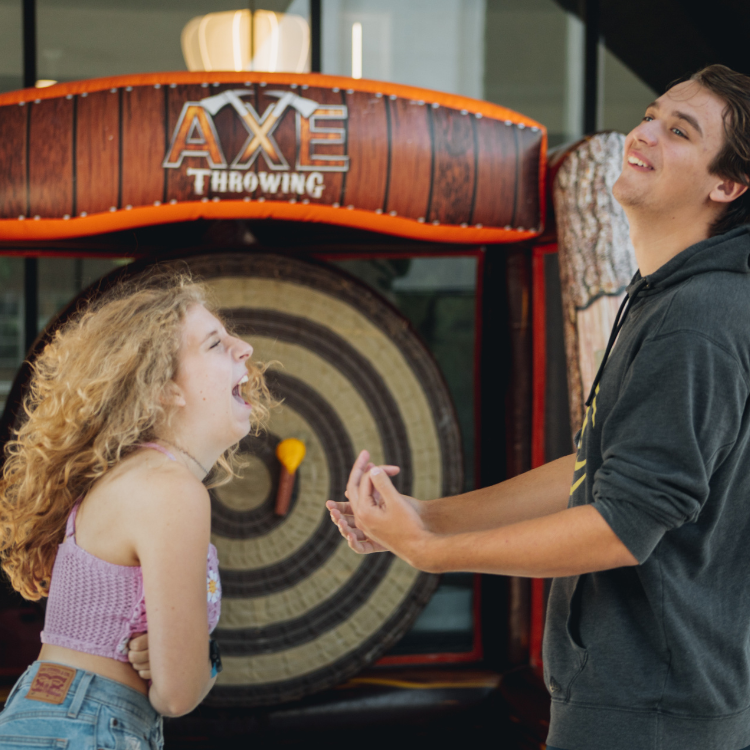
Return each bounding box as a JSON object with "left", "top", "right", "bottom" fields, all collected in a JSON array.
[{"left": 232, "top": 374, "right": 251, "bottom": 406}]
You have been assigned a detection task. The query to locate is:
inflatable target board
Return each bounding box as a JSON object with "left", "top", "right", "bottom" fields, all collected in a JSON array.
[
  {"left": 0, "top": 72, "right": 545, "bottom": 244},
  {"left": 7, "top": 253, "right": 464, "bottom": 706}
]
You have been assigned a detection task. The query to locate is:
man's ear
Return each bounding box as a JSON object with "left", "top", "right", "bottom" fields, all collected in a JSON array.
[
  {"left": 162, "top": 380, "right": 186, "bottom": 408},
  {"left": 710, "top": 177, "right": 749, "bottom": 204}
]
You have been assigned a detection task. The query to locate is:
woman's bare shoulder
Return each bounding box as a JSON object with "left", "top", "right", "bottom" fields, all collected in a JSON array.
[
  {"left": 123, "top": 457, "right": 210, "bottom": 544},
  {"left": 78, "top": 450, "right": 210, "bottom": 566}
]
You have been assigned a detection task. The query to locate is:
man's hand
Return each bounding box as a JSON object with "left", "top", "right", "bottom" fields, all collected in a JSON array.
[
  {"left": 326, "top": 450, "right": 399, "bottom": 554},
  {"left": 327, "top": 500, "right": 389, "bottom": 554},
  {"left": 344, "top": 451, "right": 432, "bottom": 568},
  {"left": 327, "top": 451, "right": 419, "bottom": 555},
  {"left": 128, "top": 632, "right": 151, "bottom": 681}
]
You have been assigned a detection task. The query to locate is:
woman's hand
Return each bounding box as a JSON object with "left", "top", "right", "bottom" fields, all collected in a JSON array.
[{"left": 127, "top": 632, "right": 151, "bottom": 681}]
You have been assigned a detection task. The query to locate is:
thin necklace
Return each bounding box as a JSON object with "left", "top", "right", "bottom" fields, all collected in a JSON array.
[{"left": 162, "top": 441, "right": 211, "bottom": 477}]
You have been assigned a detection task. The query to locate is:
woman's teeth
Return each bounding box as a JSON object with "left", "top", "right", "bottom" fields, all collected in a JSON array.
[{"left": 233, "top": 374, "right": 250, "bottom": 404}]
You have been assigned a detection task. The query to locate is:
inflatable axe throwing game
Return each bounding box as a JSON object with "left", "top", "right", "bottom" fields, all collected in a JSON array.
[
  {"left": 0, "top": 72, "right": 545, "bottom": 243},
  {"left": 0, "top": 72, "right": 546, "bottom": 706}
]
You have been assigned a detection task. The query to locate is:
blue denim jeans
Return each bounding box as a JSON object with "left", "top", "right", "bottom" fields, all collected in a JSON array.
[{"left": 0, "top": 661, "right": 163, "bottom": 749}]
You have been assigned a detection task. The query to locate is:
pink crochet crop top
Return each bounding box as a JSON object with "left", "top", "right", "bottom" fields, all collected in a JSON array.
[{"left": 41, "top": 443, "right": 221, "bottom": 662}]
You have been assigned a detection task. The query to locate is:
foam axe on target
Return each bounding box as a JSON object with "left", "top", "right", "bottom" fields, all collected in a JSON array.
[{"left": 275, "top": 438, "right": 306, "bottom": 516}]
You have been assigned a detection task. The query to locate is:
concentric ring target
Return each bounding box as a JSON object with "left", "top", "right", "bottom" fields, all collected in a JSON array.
[
  {"left": 186, "top": 253, "right": 464, "bottom": 706},
  {"left": 6, "top": 252, "right": 464, "bottom": 707}
]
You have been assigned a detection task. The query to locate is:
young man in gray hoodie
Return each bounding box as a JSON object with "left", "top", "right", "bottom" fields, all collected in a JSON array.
[{"left": 328, "top": 64, "right": 750, "bottom": 750}]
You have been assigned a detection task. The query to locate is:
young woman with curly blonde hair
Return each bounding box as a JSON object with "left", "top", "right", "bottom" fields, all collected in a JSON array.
[{"left": 0, "top": 273, "right": 274, "bottom": 748}]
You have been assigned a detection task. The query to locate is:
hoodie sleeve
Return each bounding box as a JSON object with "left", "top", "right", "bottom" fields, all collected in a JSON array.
[{"left": 592, "top": 329, "right": 748, "bottom": 563}]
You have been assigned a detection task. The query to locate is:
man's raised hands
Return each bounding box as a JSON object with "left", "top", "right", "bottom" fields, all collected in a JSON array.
[
  {"left": 326, "top": 449, "right": 401, "bottom": 554},
  {"left": 327, "top": 450, "right": 429, "bottom": 565},
  {"left": 327, "top": 500, "right": 389, "bottom": 554}
]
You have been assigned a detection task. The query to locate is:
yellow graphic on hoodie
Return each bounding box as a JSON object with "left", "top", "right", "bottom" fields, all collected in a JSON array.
[{"left": 570, "top": 385, "right": 599, "bottom": 497}]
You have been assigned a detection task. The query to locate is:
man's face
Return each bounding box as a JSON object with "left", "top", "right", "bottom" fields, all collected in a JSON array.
[{"left": 613, "top": 81, "right": 728, "bottom": 215}]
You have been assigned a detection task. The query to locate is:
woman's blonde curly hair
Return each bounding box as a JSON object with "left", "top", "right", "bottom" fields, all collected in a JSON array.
[{"left": 0, "top": 272, "right": 275, "bottom": 601}]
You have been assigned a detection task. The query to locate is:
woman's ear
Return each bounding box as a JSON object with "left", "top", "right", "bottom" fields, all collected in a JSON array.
[{"left": 161, "top": 380, "right": 186, "bottom": 408}]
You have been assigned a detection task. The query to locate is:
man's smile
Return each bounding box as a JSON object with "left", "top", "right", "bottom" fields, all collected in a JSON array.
[{"left": 627, "top": 151, "right": 654, "bottom": 171}]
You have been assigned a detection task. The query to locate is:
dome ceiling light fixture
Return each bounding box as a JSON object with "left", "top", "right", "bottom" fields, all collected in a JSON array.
[{"left": 182, "top": 9, "right": 310, "bottom": 74}]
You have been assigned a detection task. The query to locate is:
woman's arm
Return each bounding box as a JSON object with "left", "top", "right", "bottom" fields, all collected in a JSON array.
[
  {"left": 128, "top": 633, "right": 217, "bottom": 700},
  {"left": 131, "top": 466, "right": 216, "bottom": 717}
]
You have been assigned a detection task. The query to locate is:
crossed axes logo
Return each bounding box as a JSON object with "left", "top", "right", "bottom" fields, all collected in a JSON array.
[{"left": 163, "top": 89, "right": 349, "bottom": 173}]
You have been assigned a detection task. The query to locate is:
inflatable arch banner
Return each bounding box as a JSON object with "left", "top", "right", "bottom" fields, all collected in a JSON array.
[{"left": 0, "top": 72, "right": 546, "bottom": 244}]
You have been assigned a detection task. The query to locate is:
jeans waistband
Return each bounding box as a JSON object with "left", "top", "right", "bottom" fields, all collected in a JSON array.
[{"left": 11, "top": 661, "right": 160, "bottom": 727}]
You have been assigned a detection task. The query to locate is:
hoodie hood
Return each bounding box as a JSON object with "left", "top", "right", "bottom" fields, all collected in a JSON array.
[
  {"left": 627, "top": 225, "right": 750, "bottom": 296},
  {"left": 586, "top": 226, "right": 750, "bottom": 406}
]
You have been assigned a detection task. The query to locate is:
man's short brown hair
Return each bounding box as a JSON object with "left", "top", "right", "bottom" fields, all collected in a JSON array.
[{"left": 681, "top": 65, "right": 750, "bottom": 236}]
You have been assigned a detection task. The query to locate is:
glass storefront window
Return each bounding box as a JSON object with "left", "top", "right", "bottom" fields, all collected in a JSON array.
[
  {"left": 323, "top": 0, "right": 588, "bottom": 147},
  {"left": 38, "top": 0, "right": 211, "bottom": 82},
  {"left": 602, "top": 47, "right": 657, "bottom": 136},
  {"left": 36, "top": 0, "right": 310, "bottom": 83},
  {"left": 0, "top": 258, "right": 24, "bottom": 411},
  {"left": 38, "top": 257, "right": 130, "bottom": 328},
  {"left": 484, "top": 0, "right": 578, "bottom": 146},
  {"left": 322, "top": 0, "right": 485, "bottom": 99},
  {"left": 0, "top": 258, "right": 128, "bottom": 415},
  {"left": 0, "top": 0, "right": 22, "bottom": 93},
  {"left": 28, "top": 0, "right": 655, "bottom": 145},
  {"left": 321, "top": 1, "right": 657, "bottom": 148}
]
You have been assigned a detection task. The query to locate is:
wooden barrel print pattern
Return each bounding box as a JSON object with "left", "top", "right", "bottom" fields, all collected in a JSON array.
[
  {"left": 0, "top": 73, "right": 545, "bottom": 244},
  {"left": 1, "top": 252, "right": 465, "bottom": 705}
]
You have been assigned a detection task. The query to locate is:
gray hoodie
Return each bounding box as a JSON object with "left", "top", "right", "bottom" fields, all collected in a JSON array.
[{"left": 544, "top": 227, "right": 750, "bottom": 750}]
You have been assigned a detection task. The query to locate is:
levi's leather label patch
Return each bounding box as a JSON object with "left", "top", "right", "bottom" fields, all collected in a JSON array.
[{"left": 26, "top": 663, "right": 76, "bottom": 704}]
